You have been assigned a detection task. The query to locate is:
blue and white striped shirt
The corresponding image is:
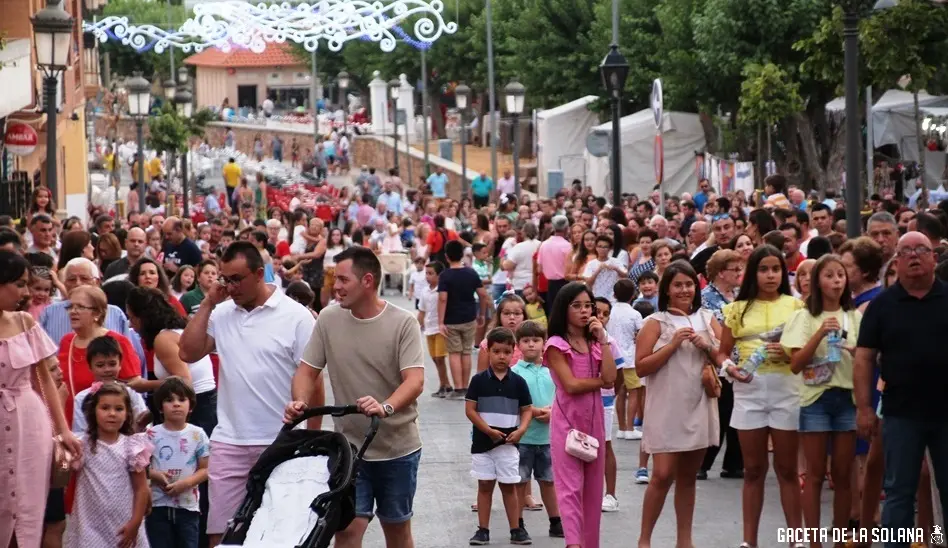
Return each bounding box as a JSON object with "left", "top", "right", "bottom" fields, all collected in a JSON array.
[{"left": 39, "top": 301, "right": 147, "bottom": 373}]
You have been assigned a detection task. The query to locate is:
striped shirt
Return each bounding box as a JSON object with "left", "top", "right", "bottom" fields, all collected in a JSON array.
[
  {"left": 465, "top": 367, "right": 532, "bottom": 454},
  {"left": 39, "top": 301, "right": 147, "bottom": 373}
]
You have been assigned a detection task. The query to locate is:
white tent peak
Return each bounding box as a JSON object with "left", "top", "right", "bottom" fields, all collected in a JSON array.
[{"left": 535, "top": 96, "right": 601, "bottom": 196}]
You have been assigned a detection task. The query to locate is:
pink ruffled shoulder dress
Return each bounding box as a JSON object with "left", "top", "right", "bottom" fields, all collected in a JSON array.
[
  {"left": 0, "top": 319, "right": 59, "bottom": 548},
  {"left": 65, "top": 433, "right": 154, "bottom": 548}
]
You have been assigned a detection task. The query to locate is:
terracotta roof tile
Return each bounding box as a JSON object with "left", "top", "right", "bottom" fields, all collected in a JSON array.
[{"left": 183, "top": 42, "right": 304, "bottom": 68}]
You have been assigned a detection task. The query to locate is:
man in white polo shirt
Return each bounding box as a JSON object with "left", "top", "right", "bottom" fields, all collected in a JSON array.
[{"left": 179, "top": 241, "right": 317, "bottom": 547}]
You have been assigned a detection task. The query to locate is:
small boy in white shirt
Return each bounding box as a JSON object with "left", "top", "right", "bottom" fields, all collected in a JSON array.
[
  {"left": 418, "top": 261, "right": 452, "bottom": 397},
  {"left": 408, "top": 256, "right": 428, "bottom": 309},
  {"left": 72, "top": 336, "right": 149, "bottom": 435}
]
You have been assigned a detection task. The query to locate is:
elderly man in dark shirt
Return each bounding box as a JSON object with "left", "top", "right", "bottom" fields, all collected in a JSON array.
[{"left": 855, "top": 231, "right": 948, "bottom": 546}]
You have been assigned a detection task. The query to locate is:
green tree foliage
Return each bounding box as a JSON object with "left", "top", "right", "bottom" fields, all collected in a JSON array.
[
  {"left": 147, "top": 105, "right": 212, "bottom": 154},
  {"left": 739, "top": 63, "right": 804, "bottom": 126},
  {"left": 861, "top": 0, "right": 948, "bottom": 94},
  {"left": 100, "top": 0, "right": 189, "bottom": 80}
]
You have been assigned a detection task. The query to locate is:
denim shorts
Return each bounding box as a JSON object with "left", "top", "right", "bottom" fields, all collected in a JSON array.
[
  {"left": 355, "top": 449, "right": 421, "bottom": 523},
  {"left": 518, "top": 444, "right": 553, "bottom": 482},
  {"left": 799, "top": 387, "right": 856, "bottom": 433}
]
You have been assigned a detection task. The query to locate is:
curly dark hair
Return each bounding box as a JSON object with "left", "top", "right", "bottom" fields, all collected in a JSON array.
[
  {"left": 82, "top": 381, "right": 135, "bottom": 452},
  {"left": 125, "top": 286, "right": 187, "bottom": 349}
]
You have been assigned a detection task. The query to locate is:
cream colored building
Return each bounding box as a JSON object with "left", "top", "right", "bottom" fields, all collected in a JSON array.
[{"left": 184, "top": 42, "right": 315, "bottom": 112}]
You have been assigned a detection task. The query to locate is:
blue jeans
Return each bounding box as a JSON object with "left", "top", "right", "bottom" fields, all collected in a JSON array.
[
  {"left": 881, "top": 416, "right": 948, "bottom": 547},
  {"left": 146, "top": 507, "right": 200, "bottom": 548},
  {"left": 355, "top": 449, "right": 421, "bottom": 523}
]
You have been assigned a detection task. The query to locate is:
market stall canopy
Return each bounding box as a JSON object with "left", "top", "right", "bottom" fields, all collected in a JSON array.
[
  {"left": 825, "top": 89, "right": 948, "bottom": 155},
  {"left": 585, "top": 109, "right": 706, "bottom": 199},
  {"left": 535, "top": 95, "right": 599, "bottom": 197}
]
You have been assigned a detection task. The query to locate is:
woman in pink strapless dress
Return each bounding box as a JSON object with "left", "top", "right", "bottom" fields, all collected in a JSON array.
[{"left": 0, "top": 251, "right": 82, "bottom": 548}]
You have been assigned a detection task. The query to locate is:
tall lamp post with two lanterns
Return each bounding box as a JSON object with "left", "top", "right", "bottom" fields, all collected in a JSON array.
[
  {"left": 455, "top": 82, "right": 472, "bottom": 197},
  {"left": 504, "top": 78, "right": 525, "bottom": 196},
  {"left": 31, "top": 0, "right": 75, "bottom": 208},
  {"left": 600, "top": 44, "right": 630, "bottom": 205},
  {"left": 174, "top": 66, "right": 193, "bottom": 217},
  {"left": 125, "top": 72, "right": 152, "bottom": 213}
]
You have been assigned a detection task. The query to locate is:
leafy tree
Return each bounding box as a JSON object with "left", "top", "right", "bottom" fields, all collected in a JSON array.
[
  {"left": 99, "top": 0, "right": 189, "bottom": 80},
  {"left": 739, "top": 62, "right": 804, "bottom": 161},
  {"left": 147, "top": 105, "right": 212, "bottom": 155}
]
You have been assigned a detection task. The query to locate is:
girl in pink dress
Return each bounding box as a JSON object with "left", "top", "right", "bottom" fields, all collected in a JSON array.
[
  {"left": 66, "top": 382, "right": 153, "bottom": 548},
  {"left": 544, "top": 282, "right": 617, "bottom": 548},
  {"left": 0, "top": 251, "right": 81, "bottom": 548}
]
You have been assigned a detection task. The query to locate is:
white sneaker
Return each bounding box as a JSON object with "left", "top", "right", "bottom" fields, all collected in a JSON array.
[
  {"left": 629, "top": 428, "right": 643, "bottom": 440},
  {"left": 615, "top": 430, "right": 627, "bottom": 440},
  {"left": 601, "top": 494, "right": 619, "bottom": 512}
]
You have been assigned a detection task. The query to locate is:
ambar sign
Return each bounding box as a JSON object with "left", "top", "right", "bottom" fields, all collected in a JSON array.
[{"left": 4, "top": 123, "right": 38, "bottom": 156}]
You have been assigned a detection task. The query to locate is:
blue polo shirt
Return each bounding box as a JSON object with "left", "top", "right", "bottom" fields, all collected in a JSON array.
[
  {"left": 427, "top": 172, "right": 448, "bottom": 198},
  {"left": 510, "top": 360, "right": 554, "bottom": 445},
  {"left": 471, "top": 175, "right": 494, "bottom": 198},
  {"left": 465, "top": 367, "right": 532, "bottom": 454}
]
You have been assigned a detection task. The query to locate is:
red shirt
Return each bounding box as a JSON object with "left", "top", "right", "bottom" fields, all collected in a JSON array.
[
  {"left": 276, "top": 240, "right": 291, "bottom": 259},
  {"left": 426, "top": 229, "right": 459, "bottom": 255},
  {"left": 58, "top": 330, "right": 141, "bottom": 427},
  {"left": 786, "top": 252, "right": 805, "bottom": 273}
]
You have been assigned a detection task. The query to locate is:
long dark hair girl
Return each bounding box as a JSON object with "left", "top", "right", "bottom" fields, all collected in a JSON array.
[
  {"left": 125, "top": 286, "right": 187, "bottom": 349},
  {"left": 806, "top": 254, "right": 854, "bottom": 316},
  {"left": 547, "top": 281, "right": 596, "bottom": 340},
  {"left": 734, "top": 244, "right": 791, "bottom": 325}
]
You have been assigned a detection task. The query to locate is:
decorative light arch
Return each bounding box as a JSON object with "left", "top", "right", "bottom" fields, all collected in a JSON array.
[{"left": 83, "top": 0, "right": 457, "bottom": 54}]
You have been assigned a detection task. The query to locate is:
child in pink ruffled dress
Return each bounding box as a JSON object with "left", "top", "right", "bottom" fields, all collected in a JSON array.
[{"left": 66, "top": 381, "right": 154, "bottom": 548}]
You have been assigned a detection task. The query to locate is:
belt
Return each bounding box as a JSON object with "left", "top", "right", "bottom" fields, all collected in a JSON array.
[{"left": 0, "top": 385, "right": 24, "bottom": 412}]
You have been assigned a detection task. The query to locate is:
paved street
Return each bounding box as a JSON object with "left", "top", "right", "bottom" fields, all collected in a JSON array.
[{"left": 320, "top": 292, "right": 854, "bottom": 548}]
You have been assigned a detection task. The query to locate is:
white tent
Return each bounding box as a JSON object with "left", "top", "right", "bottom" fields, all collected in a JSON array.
[
  {"left": 535, "top": 96, "right": 600, "bottom": 196},
  {"left": 585, "top": 109, "right": 706, "bottom": 198},
  {"left": 826, "top": 89, "right": 948, "bottom": 186}
]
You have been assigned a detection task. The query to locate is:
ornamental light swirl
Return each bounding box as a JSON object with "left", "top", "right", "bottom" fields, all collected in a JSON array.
[{"left": 82, "top": 0, "right": 457, "bottom": 54}]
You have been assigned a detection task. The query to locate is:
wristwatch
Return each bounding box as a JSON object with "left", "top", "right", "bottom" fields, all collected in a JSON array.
[{"left": 381, "top": 403, "right": 395, "bottom": 417}]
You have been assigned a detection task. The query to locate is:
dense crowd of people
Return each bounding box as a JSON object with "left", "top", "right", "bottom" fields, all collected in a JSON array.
[{"left": 1, "top": 161, "right": 947, "bottom": 548}]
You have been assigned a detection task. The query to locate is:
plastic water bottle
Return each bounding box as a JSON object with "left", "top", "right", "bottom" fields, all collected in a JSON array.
[
  {"left": 741, "top": 345, "right": 768, "bottom": 375},
  {"left": 826, "top": 331, "right": 842, "bottom": 363}
]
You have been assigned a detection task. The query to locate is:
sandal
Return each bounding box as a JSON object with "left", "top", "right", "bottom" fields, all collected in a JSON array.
[
  {"left": 524, "top": 495, "right": 543, "bottom": 511},
  {"left": 471, "top": 503, "right": 478, "bottom": 512}
]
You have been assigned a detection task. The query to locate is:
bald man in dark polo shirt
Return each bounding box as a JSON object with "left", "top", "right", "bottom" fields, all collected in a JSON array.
[{"left": 855, "top": 231, "right": 948, "bottom": 546}]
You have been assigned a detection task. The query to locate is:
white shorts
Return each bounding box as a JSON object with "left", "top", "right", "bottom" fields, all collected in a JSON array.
[
  {"left": 471, "top": 444, "right": 521, "bottom": 484},
  {"left": 730, "top": 372, "right": 800, "bottom": 431},
  {"left": 604, "top": 406, "right": 615, "bottom": 442}
]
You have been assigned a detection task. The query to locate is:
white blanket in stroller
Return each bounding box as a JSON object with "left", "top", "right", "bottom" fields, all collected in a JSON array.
[{"left": 222, "top": 455, "right": 331, "bottom": 548}]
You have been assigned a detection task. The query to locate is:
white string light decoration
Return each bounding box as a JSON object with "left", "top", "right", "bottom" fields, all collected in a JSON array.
[{"left": 83, "top": 0, "right": 457, "bottom": 54}]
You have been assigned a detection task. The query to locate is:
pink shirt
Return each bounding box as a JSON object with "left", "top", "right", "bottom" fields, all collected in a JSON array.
[{"left": 537, "top": 235, "right": 572, "bottom": 281}]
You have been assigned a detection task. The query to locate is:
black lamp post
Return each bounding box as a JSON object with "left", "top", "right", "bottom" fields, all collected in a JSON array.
[
  {"left": 389, "top": 78, "right": 400, "bottom": 172},
  {"left": 338, "top": 70, "right": 350, "bottom": 135},
  {"left": 456, "top": 82, "right": 471, "bottom": 198},
  {"left": 841, "top": 1, "right": 862, "bottom": 238},
  {"left": 174, "top": 82, "right": 193, "bottom": 218},
  {"left": 600, "top": 44, "right": 630, "bottom": 205},
  {"left": 126, "top": 72, "right": 152, "bottom": 213},
  {"left": 31, "top": 0, "right": 75, "bottom": 212},
  {"left": 504, "top": 78, "right": 525, "bottom": 196}
]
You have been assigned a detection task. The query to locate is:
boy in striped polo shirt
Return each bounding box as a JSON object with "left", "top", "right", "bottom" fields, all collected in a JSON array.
[{"left": 465, "top": 327, "right": 534, "bottom": 545}]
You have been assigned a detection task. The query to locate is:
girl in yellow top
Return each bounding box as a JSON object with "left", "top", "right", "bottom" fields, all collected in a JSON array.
[
  {"left": 715, "top": 244, "right": 804, "bottom": 548},
  {"left": 780, "top": 254, "right": 860, "bottom": 548}
]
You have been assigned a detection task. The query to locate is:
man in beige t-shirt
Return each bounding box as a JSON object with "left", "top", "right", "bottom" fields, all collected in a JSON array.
[{"left": 285, "top": 246, "right": 425, "bottom": 548}]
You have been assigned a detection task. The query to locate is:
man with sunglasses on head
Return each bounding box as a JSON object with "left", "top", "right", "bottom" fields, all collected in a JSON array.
[
  {"left": 855, "top": 232, "right": 948, "bottom": 547},
  {"left": 179, "top": 241, "right": 317, "bottom": 548}
]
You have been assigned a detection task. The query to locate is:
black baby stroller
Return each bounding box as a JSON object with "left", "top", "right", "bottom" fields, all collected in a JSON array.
[{"left": 219, "top": 405, "right": 380, "bottom": 548}]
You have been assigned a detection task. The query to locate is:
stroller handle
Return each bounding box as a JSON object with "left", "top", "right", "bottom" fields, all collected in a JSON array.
[{"left": 282, "top": 405, "right": 361, "bottom": 432}]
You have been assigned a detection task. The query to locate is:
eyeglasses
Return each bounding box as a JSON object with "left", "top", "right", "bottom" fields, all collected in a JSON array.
[
  {"left": 65, "top": 303, "right": 96, "bottom": 312},
  {"left": 64, "top": 276, "right": 96, "bottom": 284},
  {"left": 724, "top": 266, "right": 744, "bottom": 274},
  {"left": 218, "top": 274, "right": 247, "bottom": 287},
  {"left": 569, "top": 302, "right": 594, "bottom": 311},
  {"left": 897, "top": 246, "right": 932, "bottom": 258}
]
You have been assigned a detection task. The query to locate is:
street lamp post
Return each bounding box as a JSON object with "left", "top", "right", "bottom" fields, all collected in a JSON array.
[
  {"left": 842, "top": 5, "right": 861, "bottom": 239},
  {"left": 31, "top": 0, "right": 75, "bottom": 212},
  {"left": 337, "top": 71, "right": 350, "bottom": 135},
  {"left": 456, "top": 82, "right": 471, "bottom": 198},
  {"left": 389, "top": 79, "right": 400, "bottom": 172},
  {"left": 174, "top": 82, "right": 193, "bottom": 218},
  {"left": 504, "top": 78, "right": 525, "bottom": 196},
  {"left": 600, "top": 44, "right": 630, "bottom": 205},
  {"left": 126, "top": 72, "right": 152, "bottom": 213}
]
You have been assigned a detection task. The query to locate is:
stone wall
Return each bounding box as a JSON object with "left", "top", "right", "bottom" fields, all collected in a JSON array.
[
  {"left": 94, "top": 116, "right": 474, "bottom": 199},
  {"left": 351, "top": 135, "right": 474, "bottom": 200}
]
